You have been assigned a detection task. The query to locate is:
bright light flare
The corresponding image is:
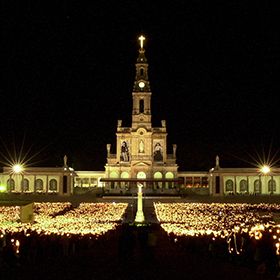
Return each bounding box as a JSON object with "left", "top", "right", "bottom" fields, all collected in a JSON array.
[
  {"left": 260, "top": 165, "right": 270, "bottom": 175},
  {"left": 12, "top": 164, "right": 24, "bottom": 174},
  {"left": 0, "top": 185, "right": 7, "bottom": 192}
]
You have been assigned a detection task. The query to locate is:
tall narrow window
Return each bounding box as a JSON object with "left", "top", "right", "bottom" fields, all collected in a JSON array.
[
  {"left": 166, "top": 172, "right": 174, "bottom": 189},
  {"left": 225, "top": 179, "right": 234, "bottom": 192},
  {"left": 63, "top": 176, "right": 68, "bottom": 193},
  {"left": 140, "top": 68, "right": 144, "bottom": 76},
  {"left": 268, "top": 179, "right": 276, "bottom": 193},
  {"left": 49, "top": 179, "right": 58, "bottom": 191},
  {"left": 139, "top": 99, "right": 144, "bottom": 113},
  {"left": 7, "top": 178, "right": 15, "bottom": 191},
  {"left": 254, "top": 179, "right": 261, "bottom": 194},
  {"left": 22, "top": 179, "right": 29, "bottom": 192},
  {"left": 240, "top": 179, "right": 248, "bottom": 193},
  {"left": 35, "top": 179, "right": 43, "bottom": 192},
  {"left": 215, "top": 176, "right": 220, "bottom": 194}
]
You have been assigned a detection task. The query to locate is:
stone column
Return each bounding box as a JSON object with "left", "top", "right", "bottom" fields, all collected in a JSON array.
[
  {"left": 21, "top": 174, "right": 24, "bottom": 194},
  {"left": 46, "top": 175, "right": 49, "bottom": 194},
  {"left": 34, "top": 175, "right": 36, "bottom": 193},
  {"left": 135, "top": 183, "right": 145, "bottom": 223}
]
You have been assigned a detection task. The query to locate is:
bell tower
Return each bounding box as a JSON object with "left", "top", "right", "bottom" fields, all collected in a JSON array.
[
  {"left": 132, "top": 35, "right": 152, "bottom": 130},
  {"left": 104, "top": 35, "right": 178, "bottom": 191}
]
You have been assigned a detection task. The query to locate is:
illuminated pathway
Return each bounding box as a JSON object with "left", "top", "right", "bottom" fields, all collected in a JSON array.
[{"left": 116, "top": 196, "right": 173, "bottom": 224}]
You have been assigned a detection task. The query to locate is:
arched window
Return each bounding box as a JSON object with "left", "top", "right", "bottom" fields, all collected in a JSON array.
[
  {"left": 22, "top": 179, "right": 29, "bottom": 192},
  {"left": 225, "top": 179, "right": 234, "bottom": 192},
  {"left": 139, "top": 99, "right": 144, "bottom": 113},
  {"left": 154, "top": 172, "right": 163, "bottom": 189},
  {"left": 137, "top": 171, "right": 146, "bottom": 188},
  {"left": 254, "top": 179, "right": 261, "bottom": 194},
  {"left": 268, "top": 179, "right": 276, "bottom": 193},
  {"left": 165, "top": 172, "right": 174, "bottom": 178},
  {"left": 137, "top": 171, "right": 146, "bottom": 179},
  {"left": 35, "top": 179, "right": 43, "bottom": 191},
  {"left": 140, "top": 68, "right": 144, "bottom": 76},
  {"left": 109, "top": 171, "right": 119, "bottom": 189},
  {"left": 7, "top": 178, "right": 15, "bottom": 191},
  {"left": 154, "top": 172, "right": 162, "bottom": 179},
  {"left": 165, "top": 172, "right": 174, "bottom": 189},
  {"left": 110, "top": 171, "right": 118, "bottom": 178},
  {"left": 121, "top": 172, "right": 129, "bottom": 179},
  {"left": 239, "top": 179, "right": 248, "bottom": 193},
  {"left": 49, "top": 179, "right": 58, "bottom": 191},
  {"left": 121, "top": 172, "right": 129, "bottom": 188}
]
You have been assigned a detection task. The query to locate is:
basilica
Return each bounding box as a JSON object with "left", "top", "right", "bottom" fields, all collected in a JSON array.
[
  {"left": 1, "top": 36, "right": 280, "bottom": 197},
  {"left": 101, "top": 35, "right": 179, "bottom": 192}
]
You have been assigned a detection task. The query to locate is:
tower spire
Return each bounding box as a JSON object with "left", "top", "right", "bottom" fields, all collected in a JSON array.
[
  {"left": 132, "top": 35, "right": 152, "bottom": 129},
  {"left": 133, "top": 35, "right": 150, "bottom": 92}
]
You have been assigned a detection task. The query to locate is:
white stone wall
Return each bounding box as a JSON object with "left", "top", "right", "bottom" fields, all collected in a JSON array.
[
  {"left": 222, "top": 175, "right": 280, "bottom": 195},
  {"left": 0, "top": 174, "right": 60, "bottom": 193}
]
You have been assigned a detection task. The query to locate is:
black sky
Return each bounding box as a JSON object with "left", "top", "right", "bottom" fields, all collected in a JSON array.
[{"left": 1, "top": 1, "right": 280, "bottom": 171}]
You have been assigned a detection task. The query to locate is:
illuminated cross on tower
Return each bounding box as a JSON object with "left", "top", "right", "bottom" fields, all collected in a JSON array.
[{"left": 138, "top": 35, "right": 145, "bottom": 49}]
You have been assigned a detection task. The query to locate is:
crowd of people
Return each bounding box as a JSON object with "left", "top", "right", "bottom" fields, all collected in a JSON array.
[
  {"left": 0, "top": 202, "right": 128, "bottom": 236},
  {"left": 154, "top": 202, "right": 280, "bottom": 276},
  {"left": 0, "top": 202, "right": 129, "bottom": 278},
  {"left": 154, "top": 202, "right": 280, "bottom": 238},
  {"left": 1, "top": 202, "right": 280, "bottom": 278}
]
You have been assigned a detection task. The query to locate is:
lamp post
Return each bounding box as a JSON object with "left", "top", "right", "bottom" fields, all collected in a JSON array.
[
  {"left": 259, "top": 165, "right": 271, "bottom": 195},
  {"left": 12, "top": 164, "right": 24, "bottom": 193}
]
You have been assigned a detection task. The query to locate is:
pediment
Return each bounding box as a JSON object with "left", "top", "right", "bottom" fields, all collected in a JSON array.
[{"left": 132, "top": 161, "right": 151, "bottom": 167}]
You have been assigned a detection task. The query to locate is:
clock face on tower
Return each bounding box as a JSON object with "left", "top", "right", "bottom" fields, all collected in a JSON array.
[{"left": 138, "top": 81, "right": 145, "bottom": 88}]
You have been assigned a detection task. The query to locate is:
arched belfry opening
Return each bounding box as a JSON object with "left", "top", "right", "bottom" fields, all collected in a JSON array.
[{"left": 139, "top": 99, "right": 144, "bottom": 113}]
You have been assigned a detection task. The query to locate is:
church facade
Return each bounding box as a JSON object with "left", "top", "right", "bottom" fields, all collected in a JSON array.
[
  {"left": 1, "top": 36, "right": 280, "bottom": 197},
  {"left": 101, "top": 36, "right": 179, "bottom": 192}
]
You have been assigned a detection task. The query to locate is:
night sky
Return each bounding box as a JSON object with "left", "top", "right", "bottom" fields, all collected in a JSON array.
[{"left": 1, "top": 2, "right": 280, "bottom": 171}]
